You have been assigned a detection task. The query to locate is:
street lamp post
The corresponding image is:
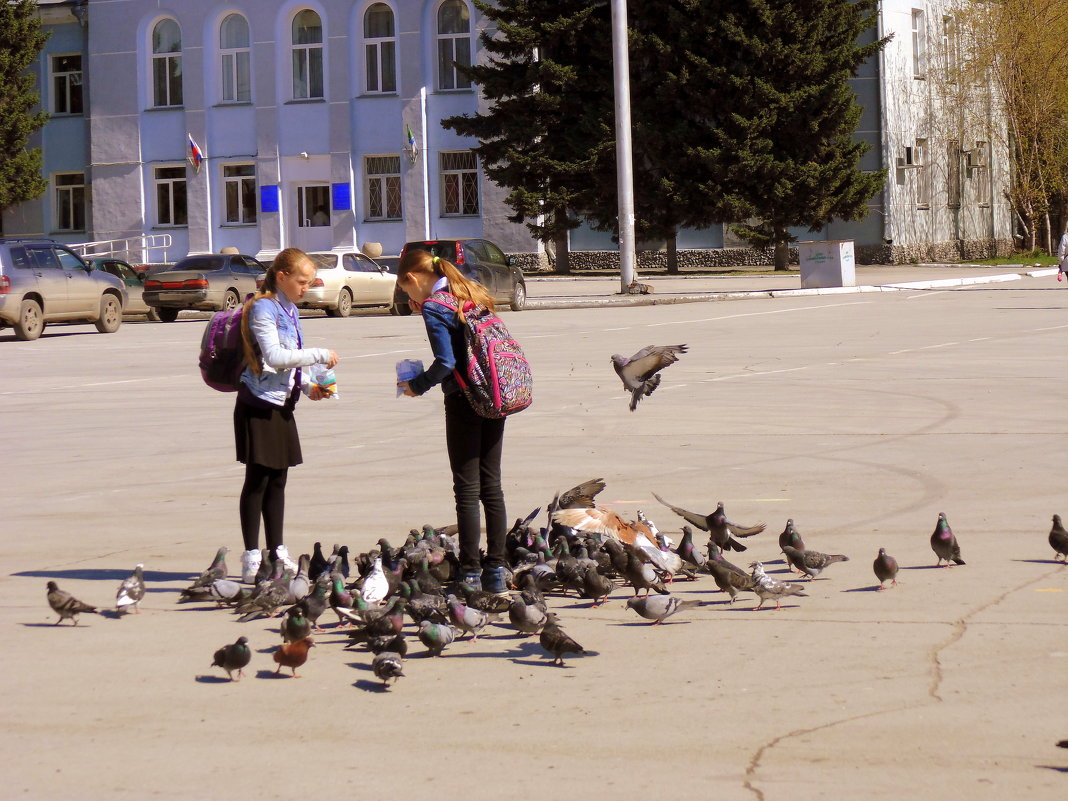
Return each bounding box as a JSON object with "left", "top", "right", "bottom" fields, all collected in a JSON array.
[{"left": 611, "top": 0, "right": 636, "bottom": 291}]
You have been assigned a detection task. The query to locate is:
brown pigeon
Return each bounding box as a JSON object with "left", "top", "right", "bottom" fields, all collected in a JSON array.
[
  {"left": 1049, "top": 514, "right": 1068, "bottom": 562},
  {"left": 873, "top": 547, "right": 899, "bottom": 589},
  {"left": 273, "top": 637, "right": 314, "bottom": 677},
  {"left": 46, "top": 581, "right": 97, "bottom": 625}
]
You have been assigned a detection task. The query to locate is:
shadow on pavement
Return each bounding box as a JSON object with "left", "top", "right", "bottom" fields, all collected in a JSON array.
[
  {"left": 12, "top": 568, "right": 193, "bottom": 583},
  {"left": 194, "top": 675, "right": 232, "bottom": 684}
]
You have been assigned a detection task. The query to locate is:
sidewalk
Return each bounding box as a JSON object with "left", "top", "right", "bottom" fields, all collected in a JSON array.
[{"left": 523, "top": 264, "right": 1060, "bottom": 309}]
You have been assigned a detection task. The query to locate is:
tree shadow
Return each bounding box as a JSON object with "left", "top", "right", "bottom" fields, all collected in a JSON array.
[{"left": 12, "top": 568, "right": 195, "bottom": 583}]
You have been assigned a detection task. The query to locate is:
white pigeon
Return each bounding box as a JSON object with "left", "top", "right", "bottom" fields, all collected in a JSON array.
[
  {"left": 749, "top": 561, "right": 808, "bottom": 610},
  {"left": 634, "top": 511, "right": 681, "bottom": 578},
  {"left": 115, "top": 563, "right": 145, "bottom": 614},
  {"left": 361, "top": 556, "right": 389, "bottom": 604}
]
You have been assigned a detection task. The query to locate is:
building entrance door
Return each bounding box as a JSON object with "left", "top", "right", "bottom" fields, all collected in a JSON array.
[{"left": 293, "top": 183, "right": 332, "bottom": 252}]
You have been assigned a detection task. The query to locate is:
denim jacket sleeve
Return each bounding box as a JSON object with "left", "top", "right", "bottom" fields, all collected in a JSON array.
[
  {"left": 250, "top": 298, "right": 330, "bottom": 373},
  {"left": 407, "top": 299, "right": 459, "bottom": 396}
]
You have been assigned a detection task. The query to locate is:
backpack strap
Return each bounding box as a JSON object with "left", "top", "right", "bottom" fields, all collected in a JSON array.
[{"left": 422, "top": 290, "right": 459, "bottom": 312}]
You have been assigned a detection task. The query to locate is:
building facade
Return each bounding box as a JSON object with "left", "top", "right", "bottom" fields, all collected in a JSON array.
[{"left": 5, "top": 0, "right": 1013, "bottom": 265}]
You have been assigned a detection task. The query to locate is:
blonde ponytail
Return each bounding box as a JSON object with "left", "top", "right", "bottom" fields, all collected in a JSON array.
[{"left": 397, "top": 249, "right": 495, "bottom": 314}]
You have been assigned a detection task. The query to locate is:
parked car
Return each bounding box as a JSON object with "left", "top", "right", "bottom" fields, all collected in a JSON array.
[
  {"left": 391, "top": 239, "right": 526, "bottom": 314},
  {"left": 143, "top": 253, "right": 266, "bottom": 322},
  {"left": 0, "top": 238, "right": 127, "bottom": 341},
  {"left": 86, "top": 257, "right": 159, "bottom": 320},
  {"left": 300, "top": 251, "right": 397, "bottom": 317}
]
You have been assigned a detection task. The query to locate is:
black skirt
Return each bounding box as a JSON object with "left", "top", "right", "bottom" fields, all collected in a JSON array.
[{"left": 234, "top": 392, "right": 303, "bottom": 470}]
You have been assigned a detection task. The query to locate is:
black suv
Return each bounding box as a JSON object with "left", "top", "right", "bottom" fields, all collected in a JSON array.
[{"left": 391, "top": 239, "right": 526, "bottom": 314}]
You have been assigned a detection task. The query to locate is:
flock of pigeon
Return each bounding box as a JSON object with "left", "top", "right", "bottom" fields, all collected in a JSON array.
[{"left": 43, "top": 473, "right": 1068, "bottom": 689}]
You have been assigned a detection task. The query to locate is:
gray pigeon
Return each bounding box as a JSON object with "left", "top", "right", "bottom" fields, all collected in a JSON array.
[
  {"left": 781, "top": 545, "right": 849, "bottom": 579},
  {"left": 705, "top": 559, "right": 756, "bottom": 603},
  {"left": 653, "top": 494, "right": 765, "bottom": 552},
  {"left": 777, "top": 519, "right": 805, "bottom": 551},
  {"left": 46, "top": 581, "right": 97, "bottom": 625},
  {"left": 281, "top": 605, "right": 312, "bottom": 643},
  {"left": 611, "top": 344, "right": 688, "bottom": 410},
  {"left": 286, "top": 553, "right": 311, "bottom": 604},
  {"left": 446, "top": 594, "right": 493, "bottom": 640},
  {"left": 507, "top": 596, "right": 548, "bottom": 636},
  {"left": 557, "top": 478, "right": 607, "bottom": 509},
  {"left": 372, "top": 650, "right": 405, "bottom": 688},
  {"left": 581, "top": 568, "right": 615, "bottom": 607},
  {"left": 417, "top": 620, "right": 457, "bottom": 656},
  {"left": 1049, "top": 514, "right": 1068, "bottom": 562},
  {"left": 539, "top": 613, "right": 585, "bottom": 666},
  {"left": 179, "top": 577, "right": 246, "bottom": 605},
  {"left": 873, "top": 547, "right": 899, "bottom": 589},
  {"left": 749, "top": 562, "right": 808, "bottom": 610},
  {"left": 188, "top": 546, "right": 229, "bottom": 590},
  {"left": 930, "top": 512, "right": 965, "bottom": 566},
  {"left": 115, "top": 563, "right": 145, "bottom": 614},
  {"left": 623, "top": 548, "right": 669, "bottom": 597},
  {"left": 211, "top": 636, "right": 251, "bottom": 681},
  {"left": 626, "top": 594, "right": 710, "bottom": 624}
]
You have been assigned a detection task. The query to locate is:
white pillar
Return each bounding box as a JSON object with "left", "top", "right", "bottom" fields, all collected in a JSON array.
[{"left": 611, "top": 0, "right": 636, "bottom": 289}]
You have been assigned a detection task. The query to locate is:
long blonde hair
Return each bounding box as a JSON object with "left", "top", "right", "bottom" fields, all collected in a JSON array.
[
  {"left": 241, "top": 248, "right": 313, "bottom": 376},
  {"left": 397, "top": 248, "right": 495, "bottom": 314}
]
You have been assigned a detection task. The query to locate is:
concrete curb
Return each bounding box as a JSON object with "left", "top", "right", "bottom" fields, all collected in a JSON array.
[{"left": 523, "top": 270, "right": 1044, "bottom": 310}]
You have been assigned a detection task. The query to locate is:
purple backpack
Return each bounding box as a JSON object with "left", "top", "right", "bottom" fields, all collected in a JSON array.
[
  {"left": 198, "top": 306, "right": 246, "bottom": 392},
  {"left": 424, "top": 291, "right": 533, "bottom": 419}
]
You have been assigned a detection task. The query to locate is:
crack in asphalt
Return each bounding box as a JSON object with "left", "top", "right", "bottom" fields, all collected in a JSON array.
[{"left": 742, "top": 562, "right": 1066, "bottom": 801}]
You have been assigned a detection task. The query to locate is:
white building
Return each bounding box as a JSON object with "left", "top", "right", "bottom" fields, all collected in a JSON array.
[{"left": 5, "top": 0, "right": 1013, "bottom": 265}]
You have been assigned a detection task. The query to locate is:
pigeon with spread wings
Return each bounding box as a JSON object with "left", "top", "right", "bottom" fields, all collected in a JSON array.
[
  {"left": 652, "top": 494, "right": 765, "bottom": 552},
  {"left": 611, "top": 345, "right": 688, "bottom": 411}
]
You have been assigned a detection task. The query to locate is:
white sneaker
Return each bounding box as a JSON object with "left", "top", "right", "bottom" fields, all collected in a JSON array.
[
  {"left": 241, "top": 549, "right": 261, "bottom": 584},
  {"left": 275, "top": 544, "right": 298, "bottom": 572}
]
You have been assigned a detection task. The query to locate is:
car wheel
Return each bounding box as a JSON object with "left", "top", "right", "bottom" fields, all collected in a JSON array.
[
  {"left": 336, "top": 288, "right": 353, "bottom": 318},
  {"left": 510, "top": 280, "right": 526, "bottom": 312},
  {"left": 146, "top": 307, "right": 161, "bottom": 322},
  {"left": 14, "top": 299, "right": 44, "bottom": 341},
  {"left": 94, "top": 294, "right": 123, "bottom": 333},
  {"left": 391, "top": 302, "right": 412, "bottom": 316},
  {"left": 157, "top": 307, "right": 180, "bottom": 322},
  {"left": 222, "top": 290, "right": 240, "bottom": 311}
]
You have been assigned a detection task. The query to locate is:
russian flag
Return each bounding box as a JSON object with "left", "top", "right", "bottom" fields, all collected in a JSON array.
[{"left": 187, "top": 133, "right": 205, "bottom": 173}]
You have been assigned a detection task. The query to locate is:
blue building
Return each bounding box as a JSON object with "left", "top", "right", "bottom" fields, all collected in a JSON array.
[{"left": 4, "top": 1, "right": 1012, "bottom": 266}]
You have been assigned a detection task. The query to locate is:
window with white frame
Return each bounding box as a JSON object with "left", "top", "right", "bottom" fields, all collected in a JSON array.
[
  {"left": 440, "top": 151, "right": 479, "bottom": 216},
  {"left": 437, "top": 0, "right": 472, "bottom": 91},
  {"left": 365, "top": 155, "right": 401, "bottom": 220},
  {"left": 942, "top": 15, "right": 958, "bottom": 78},
  {"left": 223, "top": 164, "right": 257, "bottom": 224},
  {"left": 51, "top": 55, "right": 83, "bottom": 115},
  {"left": 54, "top": 173, "right": 86, "bottom": 231},
  {"left": 292, "top": 9, "right": 324, "bottom": 100},
  {"left": 364, "top": 3, "right": 397, "bottom": 93},
  {"left": 220, "top": 13, "right": 251, "bottom": 103},
  {"left": 911, "top": 9, "right": 926, "bottom": 79},
  {"left": 152, "top": 19, "right": 183, "bottom": 107},
  {"left": 154, "top": 166, "right": 187, "bottom": 226},
  {"left": 914, "top": 139, "right": 930, "bottom": 209}
]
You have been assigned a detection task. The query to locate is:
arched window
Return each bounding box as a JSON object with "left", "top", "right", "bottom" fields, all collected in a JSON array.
[
  {"left": 220, "top": 14, "right": 251, "bottom": 103},
  {"left": 292, "top": 9, "right": 324, "bottom": 99},
  {"left": 436, "top": 0, "right": 471, "bottom": 91},
  {"left": 364, "top": 3, "right": 396, "bottom": 93},
  {"left": 152, "top": 19, "right": 183, "bottom": 107}
]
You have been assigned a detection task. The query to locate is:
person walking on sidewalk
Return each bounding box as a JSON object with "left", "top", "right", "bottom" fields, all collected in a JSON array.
[
  {"left": 1057, "top": 226, "right": 1068, "bottom": 282},
  {"left": 395, "top": 251, "right": 510, "bottom": 594},
  {"left": 235, "top": 248, "right": 339, "bottom": 582}
]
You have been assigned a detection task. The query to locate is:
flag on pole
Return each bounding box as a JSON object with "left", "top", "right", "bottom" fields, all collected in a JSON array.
[
  {"left": 187, "top": 133, "right": 205, "bottom": 173},
  {"left": 404, "top": 123, "right": 418, "bottom": 163}
]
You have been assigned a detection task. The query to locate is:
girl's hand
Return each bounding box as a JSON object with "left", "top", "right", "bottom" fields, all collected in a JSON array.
[
  {"left": 408, "top": 299, "right": 422, "bottom": 315},
  {"left": 397, "top": 381, "right": 418, "bottom": 398},
  {"left": 310, "top": 384, "right": 327, "bottom": 401},
  {"left": 325, "top": 350, "right": 340, "bottom": 369}
]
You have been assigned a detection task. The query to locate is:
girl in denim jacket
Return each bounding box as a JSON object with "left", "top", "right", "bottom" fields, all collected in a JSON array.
[{"left": 235, "top": 248, "right": 339, "bottom": 582}]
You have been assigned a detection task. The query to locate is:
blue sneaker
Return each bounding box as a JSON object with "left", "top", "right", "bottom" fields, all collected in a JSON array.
[
  {"left": 462, "top": 571, "right": 482, "bottom": 592},
  {"left": 482, "top": 566, "right": 509, "bottom": 595}
]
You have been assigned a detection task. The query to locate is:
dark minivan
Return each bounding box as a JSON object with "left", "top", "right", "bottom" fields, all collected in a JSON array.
[{"left": 391, "top": 238, "right": 526, "bottom": 314}]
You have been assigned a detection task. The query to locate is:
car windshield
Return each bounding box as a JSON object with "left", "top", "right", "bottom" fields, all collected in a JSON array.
[
  {"left": 173, "top": 256, "right": 225, "bottom": 272},
  {"left": 308, "top": 253, "right": 338, "bottom": 269},
  {"left": 405, "top": 242, "right": 458, "bottom": 262}
]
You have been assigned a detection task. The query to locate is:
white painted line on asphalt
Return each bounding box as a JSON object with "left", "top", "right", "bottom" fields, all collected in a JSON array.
[
  {"left": 701, "top": 365, "right": 810, "bottom": 382},
  {"left": 1034, "top": 324, "right": 1068, "bottom": 332},
  {"left": 968, "top": 337, "right": 991, "bottom": 342},
  {"left": 917, "top": 342, "right": 960, "bottom": 349},
  {"left": 646, "top": 300, "right": 871, "bottom": 327},
  {"left": 906, "top": 291, "right": 949, "bottom": 300}
]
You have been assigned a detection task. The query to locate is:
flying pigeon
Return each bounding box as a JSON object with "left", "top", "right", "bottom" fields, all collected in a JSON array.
[
  {"left": 1049, "top": 514, "right": 1068, "bottom": 562},
  {"left": 652, "top": 494, "right": 765, "bottom": 552},
  {"left": 873, "top": 547, "right": 899, "bottom": 589},
  {"left": 211, "top": 636, "right": 251, "bottom": 681},
  {"left": 273, "top": 637, "right": 314, "bottom": 677},
  {"left": 610, "top": 344, "right": 688, "bottom": 410},
  {"left": 781, "top": 545, "right": 849, "bottom": 579},
  {"left": 749, "top": 562, "right": 808, "bottom": 610},
  {"left": 539, "top": 613, "right": 585, "bottom": 666},
  {"left": 626, "top": 594, "right": 710, "bottom": 624},
  {"left": 417, "top": 620, "right": 457, "bottom": 657},
  {"left": 46, "top": 581, "right": 98, "bottom": 625},
  {"left": 372, "top": 650, "right": 405, "bottom": 688},
  {"left": 115, "top": 563, "right": 146, "bottom": 614},
  {"left": 930, "top": 512, "right": 965, "bottom": 566},
  {"left": 557, "top": 478, "right": 607, "bottom": 509}
]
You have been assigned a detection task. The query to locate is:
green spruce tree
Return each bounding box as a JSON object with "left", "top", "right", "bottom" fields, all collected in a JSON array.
[
  {"left": 713, "top": 0, "right": 888, "bottom": 270},
  {"left": 444, "top": 0, "right": 614, "bottom": 272},
  {"left": 0, "top": 0, "right": 50, "bottom": 219}
]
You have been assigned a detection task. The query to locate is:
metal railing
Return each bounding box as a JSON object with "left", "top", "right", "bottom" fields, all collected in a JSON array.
[{"left": 69, "top": 234, "right": 173, "bottom": 265}]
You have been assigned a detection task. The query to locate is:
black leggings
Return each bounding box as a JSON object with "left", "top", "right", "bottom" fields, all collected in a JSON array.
[
  {"left": 444, "top": 392, "right": 507, "bottom": 573},
  {"left": 239, "top": 462, "right": 288, "bottom": 552}
]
